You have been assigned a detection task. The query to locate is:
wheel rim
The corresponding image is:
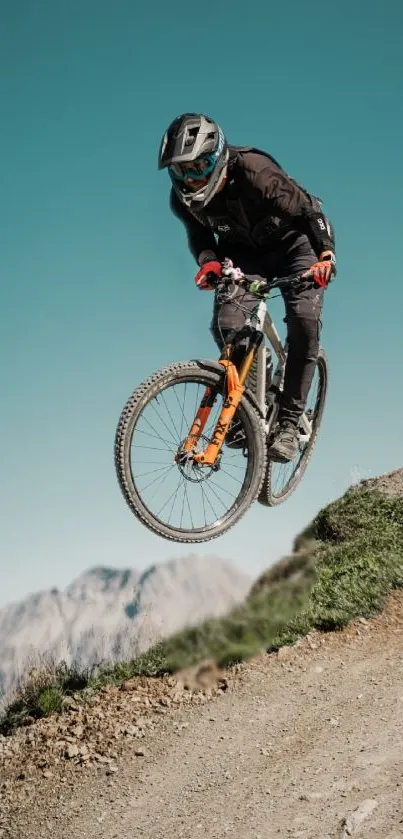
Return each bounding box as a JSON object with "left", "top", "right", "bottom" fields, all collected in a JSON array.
[
  {"left": 269, "top": 360, "right": 324, "bottom": 500},
  {"left": 128, "top": 379, "right": 253, "bottom": 534}
]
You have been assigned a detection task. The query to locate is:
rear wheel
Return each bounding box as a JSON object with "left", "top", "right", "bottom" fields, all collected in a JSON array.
[
  {"left": 258, "top": 349, "right": 328, "bottom": 506},
  {"left": 115, "top": 361, "right": 267, "bottom": 542}
]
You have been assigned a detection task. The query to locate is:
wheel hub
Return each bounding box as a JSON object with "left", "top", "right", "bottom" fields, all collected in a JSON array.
[{"left": 175, "top": 434, "right": 221, "bottom": 482}]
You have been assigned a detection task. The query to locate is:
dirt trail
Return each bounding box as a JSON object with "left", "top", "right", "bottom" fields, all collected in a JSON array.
[{"left": 7, "top": 593, "right": 403, "bottom": 839}]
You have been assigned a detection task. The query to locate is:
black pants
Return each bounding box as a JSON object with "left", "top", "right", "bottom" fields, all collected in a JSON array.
[{"left": 210, "top": 234, "right": 324, "bottom": 426}]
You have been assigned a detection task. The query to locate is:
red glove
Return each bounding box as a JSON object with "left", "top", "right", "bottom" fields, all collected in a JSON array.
[
  {"left": 302, "top": 250, "right": 336, "bottom": 287},
  {"left": 194, "top": 259, "right": 222, "bottom": 290}
]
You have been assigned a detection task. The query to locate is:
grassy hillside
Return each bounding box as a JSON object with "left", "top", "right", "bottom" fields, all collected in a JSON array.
[{"left": 1, "top": 472, "right": 402, "bottom": 735}]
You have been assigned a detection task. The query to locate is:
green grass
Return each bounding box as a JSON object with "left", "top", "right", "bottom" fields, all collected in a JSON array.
[
  {"left": 1, "top": 485, "right": 402, "bottom": 736},
  {"left": 0, "top": 660, "right": 91, "bottom": 734}
]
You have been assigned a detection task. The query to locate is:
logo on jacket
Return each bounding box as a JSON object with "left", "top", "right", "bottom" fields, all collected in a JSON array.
[{"left": 206, "top": 216, "right": 232, "bottom": 234}]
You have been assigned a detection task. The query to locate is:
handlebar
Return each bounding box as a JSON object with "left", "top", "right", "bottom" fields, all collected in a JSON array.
[{"left": 214, "top": 271, "right": 320, "bottom": 297}]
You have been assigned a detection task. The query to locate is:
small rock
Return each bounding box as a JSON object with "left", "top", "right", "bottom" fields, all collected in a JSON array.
[
  {"left": 43, "top": 770, "right": 53, "bottom": 779},
  {"left": 300, "top": 792, "right": 322, "bottom": 802},
  {"left": 339, "top": 799, "right": 378, "bottom": 837},
  {"left": 277, "top": 646, "right": 292, "bottom": 661},
  {"left": 120, "top": 680, "right": 137, "bottom": 692},
  {"left": 66, "top": 744, "right": 79, "bottom": 759},
  {"left": 135, "top": 748, "right": 145, "bottom": 757},
  {"left": 106, "top": 766, "right": 118, "bottom": 775},
  {"left": 62, "top": 696, "right": 77, "bottom": 710},
  {"left": 37, "top": 758, "right": 48, "bottom": 768},
  {"left": 124, "top": 725, "right": 139, "bottom": 736},
  {"left": 70, "top": 725, "right": 83, "bottom": 738}
]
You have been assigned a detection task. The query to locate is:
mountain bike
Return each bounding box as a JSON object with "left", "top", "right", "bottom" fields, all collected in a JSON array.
[{"left": 114, "top": 269, "right": 328, "bottom": 543}]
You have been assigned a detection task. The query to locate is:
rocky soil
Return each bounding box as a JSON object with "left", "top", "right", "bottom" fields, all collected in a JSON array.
[{"left": 1, "top": 590, "right": 403, "bottom": 839}]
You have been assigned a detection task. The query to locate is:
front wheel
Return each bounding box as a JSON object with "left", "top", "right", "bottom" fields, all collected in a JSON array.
[
  {"left": 114, "top": 361, "right": 267, "bottom": 543},
  {"left": 258, "top": 349, "right": 328, "bottom": 506}
]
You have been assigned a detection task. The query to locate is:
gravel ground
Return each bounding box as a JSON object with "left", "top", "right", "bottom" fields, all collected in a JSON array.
[{"left": 2, "top": 591, "right": 403, "bottom": 839}]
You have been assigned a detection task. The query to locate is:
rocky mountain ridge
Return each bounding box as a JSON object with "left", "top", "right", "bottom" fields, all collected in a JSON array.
[{"left": 0, "top": 555, "right": 251, "bottom": 696}]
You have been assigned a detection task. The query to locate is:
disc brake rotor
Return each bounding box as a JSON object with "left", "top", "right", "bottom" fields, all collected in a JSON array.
[{"left": 175, "top": 434, "right": 222, "bottom": 482}]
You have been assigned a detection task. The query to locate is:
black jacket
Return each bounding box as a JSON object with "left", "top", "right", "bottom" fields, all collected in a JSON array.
[{"left": 170, "top": 146, "right": 335, "bottom": 262}]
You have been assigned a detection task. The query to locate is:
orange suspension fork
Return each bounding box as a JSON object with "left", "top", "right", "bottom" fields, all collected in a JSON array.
[
  {"left": 193, "top": 346, "right": 256, "bottom": 466},
  {"left": 180, "top": 386, "right": 217, "bottom": 454}
]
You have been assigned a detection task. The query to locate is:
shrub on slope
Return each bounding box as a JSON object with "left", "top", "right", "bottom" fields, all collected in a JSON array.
[{"left": 1, "top": 472, "right": 402, "bottom": 734}]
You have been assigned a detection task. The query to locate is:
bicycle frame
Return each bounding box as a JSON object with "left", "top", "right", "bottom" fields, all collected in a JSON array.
[{"left": 179, "top": 276, "right": 314, "bottom": 467}]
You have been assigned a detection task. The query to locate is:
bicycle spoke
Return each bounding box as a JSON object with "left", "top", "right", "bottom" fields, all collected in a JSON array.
[
  {"left": 128, "top": 377, "right": 250, "bottom": 533},
  {"left": 151, "top": 392, "right": 181, "bottom": 445},
  {"left": 217, "top": 467, "right": 244, "bottom": 484},
  {"left": 221, "top": 463, "right": 247, "bottom": 473},
  {"left": 268, "top": 359, "right": 325, "bottom": 500},
  {"left": 131, "top": 459, "right": 173, "bottom": 464},
  {"left": 183, "top": 482, "right": 194, "bottom": 530},
  {"left": 199, "top": 479, "right": 228, "bottom": 511},
  {"left": 166, "top": 480, "right": 184, "bottom": 525},
  {"left": 133, "top": 464, "right": 174, "bottom": 479},
  {"left": 180, "top": 481, "right": 186, "bottom": 528},
  {"left": 173, "top": 382, "right": 188, "bottom": 443},
  {"left": 131, "top": 444, "right": 174, "bottom": 454},
  {"left": 199, "top": 483, "right": 208, "bottom": 527},
  {"left": 134, "top": 427, "right": 177, "bottom": 451},
  {"left": 193, "top": 382, "right": 201, "bottom": 422},
  {"left": 207, "top": 477, "right": 239, "bottom": 500},
  {"left": 139, "top": 411, "right": 178, "bottom": 448},
  {"left": 199, "top": 480, "right": 222, "bottom": 521},
  {"left": 156, "top": 477, "right": 184, "bottom": 520},
  {"left": 136, "top": 463, "right": 176, "bottom": 494}
]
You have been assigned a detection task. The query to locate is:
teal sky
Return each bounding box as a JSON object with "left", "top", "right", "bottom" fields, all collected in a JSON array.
[{"left": 1, "top": 0, "right": 402, "bottom": 607}]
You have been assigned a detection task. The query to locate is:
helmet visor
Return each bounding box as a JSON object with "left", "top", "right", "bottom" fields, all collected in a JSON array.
[{"left": 169, "top": 153, "right": 217, "bottom": 183}]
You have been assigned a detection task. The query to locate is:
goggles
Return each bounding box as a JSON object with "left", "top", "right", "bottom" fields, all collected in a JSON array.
[{"left": 169, "top": 152, "right": 217, "bottom": 182}]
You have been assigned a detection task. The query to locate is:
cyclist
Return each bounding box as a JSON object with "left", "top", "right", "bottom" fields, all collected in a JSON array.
[{"left": 158, "top": 113, "right": 336, "bottom": 462}]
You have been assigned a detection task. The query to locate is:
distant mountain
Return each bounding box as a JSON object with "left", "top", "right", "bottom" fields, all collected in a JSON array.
[{"left": 0, "top": 556, "right": 251, "bottom": 695}]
